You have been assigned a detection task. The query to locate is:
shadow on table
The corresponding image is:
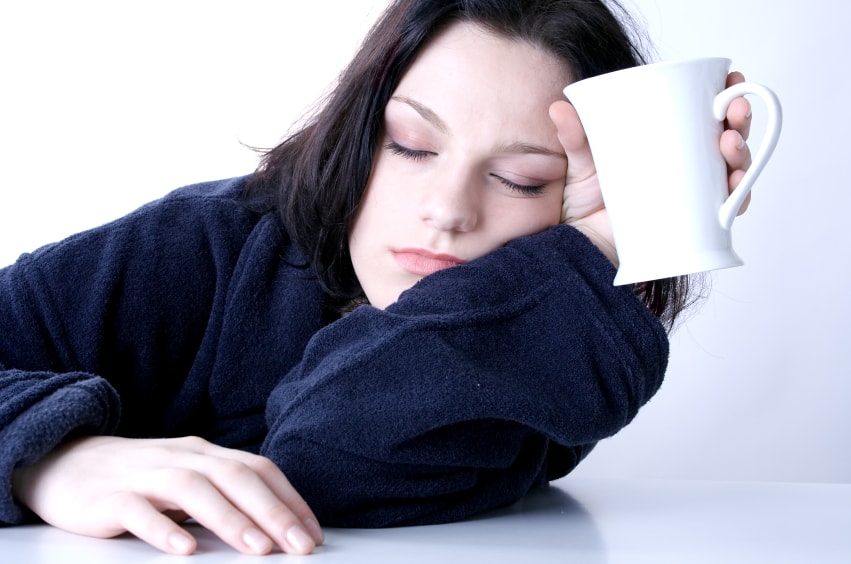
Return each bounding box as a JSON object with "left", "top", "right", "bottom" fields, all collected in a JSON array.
[
  {"left": 465, "top": 483, "right": 604, "bottom": 551},
  {"left": 323, "top": 484, "right": 605, "bottom": 562}
]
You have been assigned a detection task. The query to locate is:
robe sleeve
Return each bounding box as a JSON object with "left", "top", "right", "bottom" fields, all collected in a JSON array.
[
  {"left": 0, "top": 177, "right": 253, "bottom": 524},
  {"left": 262, "top": 225, "right": 669, "bottom": 527},
  {"left": 0, "top": 367, "right": 120, "bottom": 523}
]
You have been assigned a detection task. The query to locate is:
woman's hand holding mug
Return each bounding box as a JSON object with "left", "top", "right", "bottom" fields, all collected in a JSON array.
[{"left": 554, "top": 63, "right": 779, "bottom": 284}]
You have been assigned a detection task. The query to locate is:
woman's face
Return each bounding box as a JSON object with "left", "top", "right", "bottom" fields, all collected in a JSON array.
[{"left": 349, "top": 22, "right": 571, "bottom": 309}]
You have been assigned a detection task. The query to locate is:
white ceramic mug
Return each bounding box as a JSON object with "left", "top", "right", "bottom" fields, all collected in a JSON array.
[{"left": 563, "top": 58, "right": 782, "bottom": 285}]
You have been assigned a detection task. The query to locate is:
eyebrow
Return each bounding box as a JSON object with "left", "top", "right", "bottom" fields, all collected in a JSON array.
[
  {"left": 389, "top": 95, "right": 566, "bottom": 160},
  {"left": 390, "top": 95, "right": 450, "bottom": 134},
  {"left": 497, "top": 141, "right": 567, "bottom": 160}
]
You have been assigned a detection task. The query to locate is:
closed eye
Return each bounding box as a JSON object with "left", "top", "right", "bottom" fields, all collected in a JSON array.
[
  {"left": 386, "top": 140, "right": 546, "bottom": 195},
  {"left": 491, "top": 174, "right": 546, "bottom": 195},
  {"left": 385, "top": 141, "right": 435, "bottom": 162}
]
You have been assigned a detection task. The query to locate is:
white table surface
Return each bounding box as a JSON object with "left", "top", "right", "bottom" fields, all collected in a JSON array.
[{"left": 2, "top": 477, "right": 849, "bottom": 563}]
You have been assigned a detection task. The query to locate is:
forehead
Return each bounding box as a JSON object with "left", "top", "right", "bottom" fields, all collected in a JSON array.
[
  {"left": 390, "top": 21, "right": 571, "bottom": 134},
  {"left": 404, "top": 22, "right": 569, "bottom": 90}
]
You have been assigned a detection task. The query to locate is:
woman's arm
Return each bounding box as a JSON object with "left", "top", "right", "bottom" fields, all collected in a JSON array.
[
  {"left": 262, "top": 224, "right": 668, "bottom": 527},
  {"left": 0, "top": 177, "right": 323, "bottom": 554}
]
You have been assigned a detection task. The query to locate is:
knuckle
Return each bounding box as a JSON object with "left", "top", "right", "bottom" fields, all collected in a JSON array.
[
  {"left": 257, "top": 503, "right": 304, "bottom": 543},
  {"left": 177, "top": 435, "right": 208, "bottom": 450},
  {"left": 214, "top": 504, "right": 252, "bottom": 531},
  {"left": 264, "top": 501, "right": 299, "bottom": 525},
  {"left": 143, "top": 444, "right": 176, "bottom": 460},
  {"left": 216, "top": 459, "right": 255, "bottom": 483},
  {"left": 245, "top": 455, "right": 279, "bottom": 477},
  {"left": 160, "top": 467, "right": 205, "bottom": 492}
]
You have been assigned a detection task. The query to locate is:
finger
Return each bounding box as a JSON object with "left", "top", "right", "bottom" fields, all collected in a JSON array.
[
  {"left": 549, "top": 100, "right": 604, "bottom": 221},
  {"left": 193, "top": 443, "right": 323, "bottom": 546},
  {"left": 725, "top": 96, "right": 752, "bottom": 140},
  {"left": 721, "top": 136, "right": 752, "bottom": 217},
  {"left": 199, "top": 455, "right": 321, "bottom": 553},
  {"left": 726, "top": 70, "right": 746, "bottom": 88},
  {"left": 720, "top": 128, "right": 752, "bottom": 173},
  {"left": 727, "top": 169, "right": 752, "bottom": 215},
  {"left": 720, "top": 127, "right": 753, "bottom": 215},
  {"left": 725, "top": 71, "right": 752, "bottom": 140},
  {"left": 240, "top": 455, "right": 325, "bottom": 546},
  {"left": 142, "top": 467, "right": 282, "bottom": 555},
  {"left": 110, "top": 492, "right": 198, "bottom": 555},
  {"left": 549, "top": 100, "right": 595, "bottom": 182},
  {"left": 152, "top": 459, "right": 318, "bottom": 555},
  {"left": 720, "top": 72, "right": 753, "bottom": 218}
]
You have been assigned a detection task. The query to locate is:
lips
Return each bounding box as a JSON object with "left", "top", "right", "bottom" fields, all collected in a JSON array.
[{"left": 391, "top": 248, "right": 467, "bottom": 276}]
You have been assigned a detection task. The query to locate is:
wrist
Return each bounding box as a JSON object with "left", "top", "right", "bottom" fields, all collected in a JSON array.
[{"left": 571, "top": 224, "right": 619, "bottom": 267}]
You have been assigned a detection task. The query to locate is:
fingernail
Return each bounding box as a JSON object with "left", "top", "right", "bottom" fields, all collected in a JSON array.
[
  {"left": 168, "top": 532, "right": 195, "bottom": 554},
  {"left": 304, "top": 518, "right": 324, "bottom": 544},
  {"left": 737, "top": 134, "right": 746, "bottom": 149},
  {"left": 243, "top": 527, "right": 273, "bottom": 554},
  {"left": 286, "top": 525, "right": 315, "bottom": 554}
]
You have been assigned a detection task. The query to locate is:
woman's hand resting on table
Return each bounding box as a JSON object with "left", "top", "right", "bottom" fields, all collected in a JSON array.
[
  {"left": 11, "top": 436, "right": 323, "bottom": 556},
  {"left": 551, "top": 71, "right": 754, "bottom": 265}
]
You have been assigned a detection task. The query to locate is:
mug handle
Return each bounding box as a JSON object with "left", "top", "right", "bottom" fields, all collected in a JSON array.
[{"left": 712, "top": 82, "right": 783, "bottom": 230}]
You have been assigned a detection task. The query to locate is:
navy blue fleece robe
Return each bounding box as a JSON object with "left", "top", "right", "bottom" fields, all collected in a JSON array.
[{"left": 0, "top": 176, "right": 668, "bottom": 527}]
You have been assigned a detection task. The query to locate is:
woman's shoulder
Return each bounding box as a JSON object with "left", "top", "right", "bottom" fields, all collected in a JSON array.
[
  {"left": 140, "top": 175, "right": 255, "bottom": 220},
  {"left": 7, "top": 175, "right": 275, "bottom": 277},
  {"left": 88, "top": 175, "right": 264, "bottom": 247}
]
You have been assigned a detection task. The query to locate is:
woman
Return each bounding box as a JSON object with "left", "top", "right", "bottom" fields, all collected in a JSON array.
[{"left": 0, "top": 0, "right": 753, "bottom": 556}]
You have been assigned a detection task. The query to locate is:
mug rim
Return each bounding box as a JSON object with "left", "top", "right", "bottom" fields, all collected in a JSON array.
[{"left": 564, "top": 56, "right": 732, "bottom": 93}]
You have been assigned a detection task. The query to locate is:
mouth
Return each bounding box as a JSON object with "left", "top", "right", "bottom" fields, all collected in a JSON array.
[{"left": 391, "top": 248, "right": 467, "bottom": 277}]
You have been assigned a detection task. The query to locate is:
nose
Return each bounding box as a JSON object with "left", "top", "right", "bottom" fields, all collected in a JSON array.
[{"left": 419, "top": 169, "right": 479, "bottom": 232}]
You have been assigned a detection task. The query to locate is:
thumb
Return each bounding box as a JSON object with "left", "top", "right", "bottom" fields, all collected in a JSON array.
[{"left": 548, "top": 100, "right": 595, "bottom": 183}]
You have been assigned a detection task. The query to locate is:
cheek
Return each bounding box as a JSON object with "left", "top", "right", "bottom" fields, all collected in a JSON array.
[
  {"left": 494, "top": 192, "right": 563, "bottom": 240},
  {"left": 360, "top": 155, "right": 411, "bottom": 218},
  {"left": 349, "top": 158, "right": 410, "bottom": 254},
  {"left": 350, "top": 161, "right": 388, "bottom": 237},
  {"left": 531, "top": 192, "right": 564, "bottom": 228},
  {"left": 349, "top": 190, "right": 383, "bottom": 263}
]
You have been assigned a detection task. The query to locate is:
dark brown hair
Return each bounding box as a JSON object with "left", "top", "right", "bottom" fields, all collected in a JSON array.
[{"left": 245, "top": 0, "right": 694, "bottom": 329}]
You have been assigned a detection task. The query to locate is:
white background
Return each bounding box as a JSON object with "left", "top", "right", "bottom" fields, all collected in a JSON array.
[{"left": 1, "top": 1, "right": 848, "bottom": 484}]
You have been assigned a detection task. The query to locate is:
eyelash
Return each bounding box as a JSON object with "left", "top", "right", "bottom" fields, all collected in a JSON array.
[
  {"left": 385, "top": 141, "right": 433, "bottom": 162},
  {"left": 385, "top": 141, "right": 546, "bottom": 195},
  {"left": 492, "top": 175, "right": 546, "bottom": 196}
]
